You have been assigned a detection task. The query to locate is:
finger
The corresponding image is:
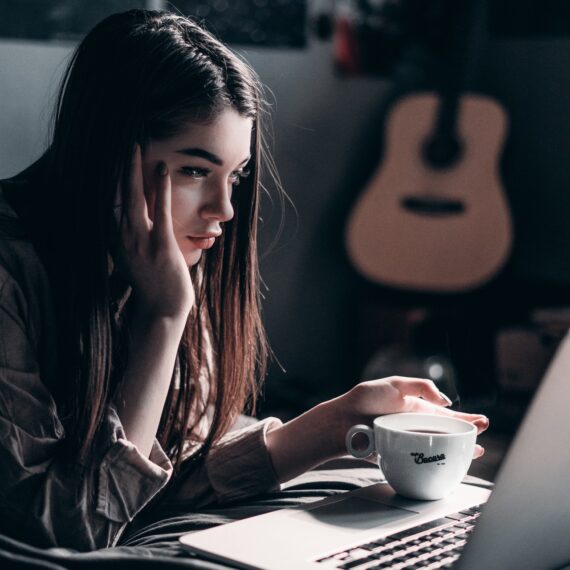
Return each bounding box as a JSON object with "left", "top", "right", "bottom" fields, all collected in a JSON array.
[
  {"left": 390, "top": 377, "right": 453, "bottom": 407},
  {"left": 473, "top": 444, "right": 485, "bottom": 459},
  {"left": 152, "top": 162, "right": 175, "bottom": 241},
  {"left": 401, "top": 396, "right": 490, "bottom": 434},
  {"left": 364, "top": 453, "right": 378, "bottom": 465},
  {"left": 113, "top": 175, "right": 124, "bottom": 226},
  {"left": 126, "top": 144, "right": 150, "bottom": 231},
  {"left": 452, "top": 411, "right": 490, "bottom": 434}
]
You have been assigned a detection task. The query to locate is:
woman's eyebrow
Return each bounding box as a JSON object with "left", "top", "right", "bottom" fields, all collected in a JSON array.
[
  {"left": 176, "top": 147, "right": 223, "bottom": 165},
  {"left": 175, "top": 148, "right": 251, "bottom": 167}
]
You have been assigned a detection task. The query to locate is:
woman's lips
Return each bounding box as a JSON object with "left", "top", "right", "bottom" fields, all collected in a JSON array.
[{"left": 187, "top": 236, "right": 217, "bottom": 249}]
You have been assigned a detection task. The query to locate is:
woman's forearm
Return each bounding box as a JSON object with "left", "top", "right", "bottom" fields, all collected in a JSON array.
[
  {"left": 265, "top": 398, "right": 346, "bottom": 483},
  {"left": 114, "top": 312, "right": 187, "bottom": 457},
  {"left": 266, "top": 379, "right": 490, "bottom": 484}
]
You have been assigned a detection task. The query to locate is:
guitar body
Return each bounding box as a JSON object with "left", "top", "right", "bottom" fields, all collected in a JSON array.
[{"left": 346, "top": 93, "right": 512, "bottom": 292}]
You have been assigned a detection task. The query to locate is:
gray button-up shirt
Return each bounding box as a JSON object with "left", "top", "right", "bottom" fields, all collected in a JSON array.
[{"left": 0, "top": 186, "right": 281, "bottom": 551}]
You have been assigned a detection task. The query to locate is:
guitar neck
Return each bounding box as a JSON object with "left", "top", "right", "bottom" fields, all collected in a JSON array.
[
  {"left": 433, "top": 89, "right": 461, "bottom": 139},
  {"left": 423, "top": 0, "right": 482, "bottom": 165}
]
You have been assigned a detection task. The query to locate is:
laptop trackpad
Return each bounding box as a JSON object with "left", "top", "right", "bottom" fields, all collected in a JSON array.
[{"left": 291, "top": 497, "right": 417, "bottom": 531}]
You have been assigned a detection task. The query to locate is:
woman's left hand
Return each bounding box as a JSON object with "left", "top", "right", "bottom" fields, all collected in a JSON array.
[
  {"left": 266, "top": 375, "right": 489, "bottom": 484},
  {"left": 334, "top": 376, "right": 489, "bottom": 459}
]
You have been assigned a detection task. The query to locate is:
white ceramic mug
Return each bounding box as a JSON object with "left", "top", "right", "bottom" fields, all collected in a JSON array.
[{"left": 345, "top": 413, "right": 477, "bottom": 500}]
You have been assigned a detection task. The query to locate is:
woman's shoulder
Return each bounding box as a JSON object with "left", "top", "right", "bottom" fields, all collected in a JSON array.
[
  {"left": 0, "top": 181, "right": 31, "bottom": 240},
  {"left": 0, "top": 182, "right": 49, "bottom": 304}
]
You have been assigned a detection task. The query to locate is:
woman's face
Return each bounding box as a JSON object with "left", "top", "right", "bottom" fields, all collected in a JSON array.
[{"left": 142, "top": 108, "right": 253, "bottom": 266}]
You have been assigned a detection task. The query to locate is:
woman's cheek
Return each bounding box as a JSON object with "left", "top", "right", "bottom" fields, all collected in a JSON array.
[{"left": 169, "top": 184, "right": 197, "bottom": 234}]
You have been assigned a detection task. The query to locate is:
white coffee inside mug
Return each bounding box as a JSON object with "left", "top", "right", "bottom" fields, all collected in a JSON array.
[{"left": 346, "top": 413, "right": 477, "bottom": 501}]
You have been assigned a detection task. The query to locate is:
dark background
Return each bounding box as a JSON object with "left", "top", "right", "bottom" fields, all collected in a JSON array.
[{"left": 1, "top": 0, "right": 570, "bottom": 431}]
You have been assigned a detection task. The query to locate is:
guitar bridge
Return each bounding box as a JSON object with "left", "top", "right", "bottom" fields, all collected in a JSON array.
[{"left": 401, "top": 196, "right": 466, "bottom": 217}]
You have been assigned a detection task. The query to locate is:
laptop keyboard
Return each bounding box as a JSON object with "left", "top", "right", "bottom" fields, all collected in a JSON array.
[{"left": 315, "top": 505, "right": 482, "bottom": 569}]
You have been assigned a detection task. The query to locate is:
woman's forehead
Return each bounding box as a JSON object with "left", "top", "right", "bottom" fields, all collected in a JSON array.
[{"left": 158, "top": 109, "right": 253, "bottom": 160}]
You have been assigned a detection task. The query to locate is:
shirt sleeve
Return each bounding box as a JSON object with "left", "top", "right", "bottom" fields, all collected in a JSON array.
[
  {"left": 170, "top": 416, "right": 283, "bottom": 508},
  {"left": 0, "top": 275, "right": 173, "bottom": 551}
]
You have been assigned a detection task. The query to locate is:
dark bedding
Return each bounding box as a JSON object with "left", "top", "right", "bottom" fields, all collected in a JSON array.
[{"left": 0, "top": 463, "right": 382, "bottom": 569}]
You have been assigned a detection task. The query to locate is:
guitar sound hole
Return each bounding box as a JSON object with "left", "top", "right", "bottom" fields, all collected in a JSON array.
[
  {"left": 401, "top": 196, "right": 465, "bottom": 217},
  {"left": 422, "top": 137, "right": 464, "bottom": 169}
]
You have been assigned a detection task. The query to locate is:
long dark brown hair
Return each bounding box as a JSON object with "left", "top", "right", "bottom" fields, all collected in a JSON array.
[{"left": 4, "top": 9, "right": 273, "bottom": 475}]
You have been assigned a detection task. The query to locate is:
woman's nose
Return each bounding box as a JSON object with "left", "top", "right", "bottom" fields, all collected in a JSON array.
[{"left": 200, "top": 183, "right": 234, "bottom": 223}]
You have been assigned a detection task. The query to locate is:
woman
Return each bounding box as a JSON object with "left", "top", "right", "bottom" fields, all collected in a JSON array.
[{"left": 0, "top": 9, "right": 488, "bottom": 551}]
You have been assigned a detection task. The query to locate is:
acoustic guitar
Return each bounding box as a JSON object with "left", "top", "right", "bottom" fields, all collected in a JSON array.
[{"left": 345, "top": 1, "right": 513, "bottom": 293}]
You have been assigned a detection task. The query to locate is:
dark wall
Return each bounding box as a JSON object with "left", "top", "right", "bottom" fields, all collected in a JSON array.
[
  {"left": 2, "top": 2, "right": 570, "bottom": 416},
  {"left": 476, "top": 37, "right": 570, "bottom": 286},
  {"left": 255, "top": 4, "right": 570, "bottom": 414}
]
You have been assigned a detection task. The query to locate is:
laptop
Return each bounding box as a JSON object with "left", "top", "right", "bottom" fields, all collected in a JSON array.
[{"left": 180, "top": 331, "right": 570, "bottom": 570}]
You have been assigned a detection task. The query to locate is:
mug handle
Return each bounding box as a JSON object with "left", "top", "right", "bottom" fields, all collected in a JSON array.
[{"left": 345, "top": 424, "right": 375, "bottom": 459}]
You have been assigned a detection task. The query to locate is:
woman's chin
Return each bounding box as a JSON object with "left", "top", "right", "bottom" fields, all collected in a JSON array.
[{"left": 184, "top": 250, "right": 203, "bottom": 267}]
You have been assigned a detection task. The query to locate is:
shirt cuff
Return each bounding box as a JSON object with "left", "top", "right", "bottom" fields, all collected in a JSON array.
[
  {"left": 95, "top": 407, "right": 173, "bottom": 523},
  {"left": 205, "top": 417, "right": 283, "bottom": 502}
]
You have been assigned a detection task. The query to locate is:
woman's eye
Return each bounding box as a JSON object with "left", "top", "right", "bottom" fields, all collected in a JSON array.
[
  {"left": 180, "top": 166, "right": 210, "bottom": 179},
  {"left": 230, "top": 168, "right": 251, "bottom": 187}
]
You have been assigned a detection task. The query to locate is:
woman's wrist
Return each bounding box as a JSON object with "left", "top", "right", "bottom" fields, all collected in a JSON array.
[
  {"left": 129, "top": 304, "right": 189, "bottom": 333},
  {"left": 265, "top": 399, "right": 348, "bottom": 483},
  {"left": 321, "top": 390, "right": 363, "bottom": 456},
  {"left": 308, "top": 398, "right": 348, "bottom": 458}
]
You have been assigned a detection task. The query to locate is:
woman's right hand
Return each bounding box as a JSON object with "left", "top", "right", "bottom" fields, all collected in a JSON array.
[{"left": 115, "top": 145, "right": 195, "bottom": 320}]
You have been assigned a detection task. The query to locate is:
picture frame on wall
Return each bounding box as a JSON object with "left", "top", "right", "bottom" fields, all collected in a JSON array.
[{"left": 0, "top": 0, "right": 308, "bottom": 47}]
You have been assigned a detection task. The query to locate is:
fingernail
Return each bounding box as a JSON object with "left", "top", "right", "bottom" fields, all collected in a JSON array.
[
  {"left": 157, "top": 162, "right": 168, "bottom": 176},
  {"left": 439, "top": 392, "right": 453, "bottom": 406}
]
